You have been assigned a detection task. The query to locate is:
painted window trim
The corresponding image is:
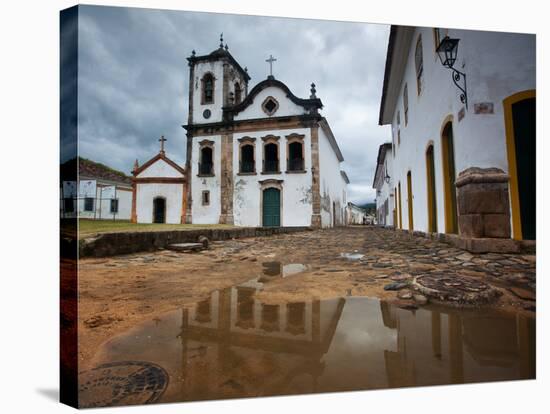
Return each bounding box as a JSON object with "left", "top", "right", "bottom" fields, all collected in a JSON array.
[
  {"left": 198, "top": 139, "right": 215, "bottom": 177},
  {"left": 285, "top": 133, "right": 306, "bottom": 173},
  {"left": 238, "top": 136, "right": 257, "bottom": 175}
]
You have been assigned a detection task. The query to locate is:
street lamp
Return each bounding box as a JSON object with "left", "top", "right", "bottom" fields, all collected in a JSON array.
[
  {"left": 384, "top": 166, "right": 391, "bottom": 184},
  {"left": 436, "top": 36, "right": 468, "bottom": 109}
]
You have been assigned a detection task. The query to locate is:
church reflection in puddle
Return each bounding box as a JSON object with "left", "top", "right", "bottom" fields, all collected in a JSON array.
[{"left": 89, "top": 280, "right": 535, "bottom": 406}]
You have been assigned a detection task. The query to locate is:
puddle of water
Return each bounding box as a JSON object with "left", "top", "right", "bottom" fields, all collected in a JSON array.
[
  {"left": 85, "top": 284, "right": 535, "bottom": 407},
  {"left": 340, "top": 252, "right": 364, "bottom": 261}
]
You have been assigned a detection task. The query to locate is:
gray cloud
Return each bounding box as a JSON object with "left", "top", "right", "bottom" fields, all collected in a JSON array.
[{"left": 77, "top": 5, "right": 391, "bottom": 204}]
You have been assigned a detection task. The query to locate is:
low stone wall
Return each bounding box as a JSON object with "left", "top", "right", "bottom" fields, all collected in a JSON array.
[{"left": 79, "top": 226, "right": 311, "bottom": 258}]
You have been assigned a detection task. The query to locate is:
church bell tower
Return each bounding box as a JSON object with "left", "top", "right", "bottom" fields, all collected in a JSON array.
[{"left": 186, "top": 34, "right": 251, "bottom": 126}]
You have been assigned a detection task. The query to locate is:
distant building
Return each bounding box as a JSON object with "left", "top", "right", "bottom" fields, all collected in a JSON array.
[
  {"left": 131, "top": 139, "right": 186, "bottom": 224},
  {"left": 378, "top": 26, "right": 535, "bottom": 244},
  {"left": 60, "top": 157, "right": 133, "bottom": 220},
  {"left": 373, "top": 143, "right": 394, "bottom": 227},
  {"left": 347, "top": 202, "right": 367, "bottom": 225}
]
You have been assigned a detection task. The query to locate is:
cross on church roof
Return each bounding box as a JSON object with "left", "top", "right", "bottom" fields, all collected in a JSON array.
[
  {"left": 159, "top": 135, "right": 167, "bottom": 154},
  {"left": 266, "top": 54, "right": 277, "bottom": 78}
]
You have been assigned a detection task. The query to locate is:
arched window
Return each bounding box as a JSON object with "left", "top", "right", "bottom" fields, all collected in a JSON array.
[
  {"left": 288, "top": 141, "right": 304, "bottom": 171},
  {"left": 199, "top": 146, "right": 213, "bottom": 175},
  {"left": 240, "top": 144, "right": 255, "bottom": 173},
  {"left": 201, "top": 73, "right": 214, "bottom": 104},
  {"left": 234, "top": 82, "right": 242, "bottom": 104},
  {"left": 415, "top": 35, "right": 424, "bottom": 95}
]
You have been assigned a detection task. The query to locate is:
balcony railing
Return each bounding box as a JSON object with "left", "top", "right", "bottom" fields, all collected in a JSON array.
[
  {"left": 287, "top": 158, "right": 305, "bottom": 172},
  {"left": 263, "top": 159, "right": 279, "bottom": 173},
  {"left": 198, "top": 162, "right": 213, "bottom": 175},
  {"left": 240, "top": 160, "right": 255, "bottom": 173}
]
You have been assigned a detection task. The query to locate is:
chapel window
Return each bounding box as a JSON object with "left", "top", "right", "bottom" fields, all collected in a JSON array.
[
  {"left": 403, "top": 83, "right": 409, "bottom": 126},
  {"left": 202, "top": 73, "right": 214, "bottom": 104},
  {"left": 415, "top": 35, "right": 424, "bottom": 95},
  {"left": 202, "top": 190, "right": 210, "bottom": 206},
  {"left": 287, "top": 140, "right": 304, "bottom": 172},
  {"left": 199, "top": 146, "right": 213, "bottom": 175},
  {"left": 263, "top": 143, "right": 279, "bottom": 173},
  {"left": 240, "top": 144, "right": 255, "bottom": 173}
]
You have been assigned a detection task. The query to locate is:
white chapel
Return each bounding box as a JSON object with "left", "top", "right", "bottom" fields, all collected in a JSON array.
[{"left": 182, "top": 36, "right": 348, "bottom": 228}]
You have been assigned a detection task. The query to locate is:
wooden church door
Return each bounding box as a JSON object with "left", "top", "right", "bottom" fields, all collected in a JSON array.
[{"left": 263, "top": 188, "right": 280, "bottom": 227}]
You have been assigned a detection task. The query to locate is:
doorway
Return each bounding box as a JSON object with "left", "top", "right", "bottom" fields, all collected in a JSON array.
[
  {"left": 153, "top": 197, "right": 166, "bottom": 223},
  {"left": 262, "top": 188, "right": 280, "bottom": 227},
  {"left": 441, "top": 121, "right": 458, "bottom": 233},
  {"left": 407, "top": 171, "right": 414, "bottom": 230},
  {"left": 504, "top": 91, "right": 536, "bottom": 240},
  {"left": 426, "top": 145, "right": 438, "bottom": 233}
]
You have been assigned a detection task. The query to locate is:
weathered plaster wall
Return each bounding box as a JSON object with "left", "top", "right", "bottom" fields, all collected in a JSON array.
[
  {"left": 389, "top": 28, "right": 535, "bottom": 235},
  {"left": 234, "top": 85, "right": 307, "bottom": 121},
  {"left": 191, "top": 135, "right": 222, "bottom": 224},
  {"left": 232, "top": 128, "right": 313, "bottom": 227},
  {"left": 318, "top": 127, "right": 347, "bottom": 227},
  {"left": 136, "top": 183, "right": 184, "bottom": 224}
]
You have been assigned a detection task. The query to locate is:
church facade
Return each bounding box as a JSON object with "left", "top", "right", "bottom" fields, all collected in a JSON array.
[
  {"left": 377, "top": 26, "right": 535, "bottom": 246},
  {"left": 183, "top": 39, "right": 348, "bottom": 228}
]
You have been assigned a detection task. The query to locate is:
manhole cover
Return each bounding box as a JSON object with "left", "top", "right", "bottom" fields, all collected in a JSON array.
[
  {"left": 413, "top": 274, "right": 501, "bottom": 306},
  {"left": 78, "top": 361, "right": 169, "bottom": 408}
]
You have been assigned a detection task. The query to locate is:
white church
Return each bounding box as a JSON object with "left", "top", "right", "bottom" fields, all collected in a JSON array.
[
  {"left": 131, "top": 37, "right": 348, "bottom": 227},
  {"left": 177, "top": 36, "right": 348, "bottom": 228}
]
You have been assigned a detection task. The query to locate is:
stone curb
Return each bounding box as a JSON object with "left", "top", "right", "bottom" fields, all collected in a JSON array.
[{"left": 79, "top": 226, "right": 312, "bottom": 258}]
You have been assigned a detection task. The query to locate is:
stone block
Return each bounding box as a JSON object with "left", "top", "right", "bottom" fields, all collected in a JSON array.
[
  {"left": 457, "top": 185, "right": 509, "bottom": 215},
  {"left": 458, "top": 214, "right": 484, "bottom": 238},
  {"left": 483, "top": 213, "right": 511, "bottom": 238},
  {"left": 463, "top": 238, "right": 519, "bottom": 254}
]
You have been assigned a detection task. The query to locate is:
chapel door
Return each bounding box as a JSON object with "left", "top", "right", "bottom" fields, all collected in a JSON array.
[
  {"left": 512, "top": 97, "right": 536, "bottom": 240},
  {"left": 153, "top": 197, "right": 166, "bottom": 223},
  {"left": 263, "top": 188, "right": 280, "bottom": 227}
]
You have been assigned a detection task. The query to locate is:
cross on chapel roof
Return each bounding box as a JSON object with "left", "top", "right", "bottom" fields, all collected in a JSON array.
[
  {"left": 159, "top": 135, "right": 167, "bottom": 154},
  {"left": 266, "top": 54, "right": 277, "bottom": 79}
]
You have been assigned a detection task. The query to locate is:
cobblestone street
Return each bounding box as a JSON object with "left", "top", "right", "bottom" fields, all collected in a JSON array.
[{"left": 78, "top": 225, "right": 536, "bottom": 369}]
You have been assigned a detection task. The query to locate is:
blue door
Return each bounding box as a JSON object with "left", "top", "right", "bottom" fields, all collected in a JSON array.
[{"left": 263, "top": 188, "right": 280, "bottom": 227}]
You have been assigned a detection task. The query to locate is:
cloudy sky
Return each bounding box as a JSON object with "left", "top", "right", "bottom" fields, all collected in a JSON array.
[{"left": 76, "top": 5, "right": 391, "bottom": 204}]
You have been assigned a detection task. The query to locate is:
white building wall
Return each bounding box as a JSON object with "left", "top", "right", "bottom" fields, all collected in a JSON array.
[
  {"left": 234, "top": 86, "right": 307, "bottom": 121},
  {"left": 232, "top": 128, "right": 313, "bottom": 227},
  {"left": 77, "top": 180, "right": 132, "bottom": 220},
  {"left": 191, "top": 135, "right": 222, "bottom": 224},
  {"left": 137, "top": 159, "right": 183, "bottom": 178},
  {"left": 318, "top": 127, "right": 346, "bottom": 228},
  {"left": 136, "top": 183, "right": 183, "bottom": 224},
  {"left": 389, "top": 28, "right": 535, "bottom": 234},
  {"left": 376, "top": 154, "right": 394, "bottom": 226}
]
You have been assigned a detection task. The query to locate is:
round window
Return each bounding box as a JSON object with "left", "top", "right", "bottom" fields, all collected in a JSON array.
[{"left": 203, "top": 109, "right": 211, "bottom": 119}]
